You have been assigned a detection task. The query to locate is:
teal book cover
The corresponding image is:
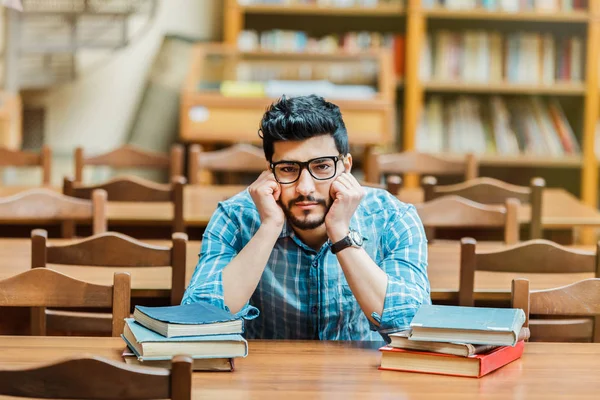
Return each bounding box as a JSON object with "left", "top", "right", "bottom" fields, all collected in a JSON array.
[
  {"left": 409, "top": 305, "right": 526, "bottom": 346},
  {"left": 135, "top": 303, "right": 241, "bottom": 325}
]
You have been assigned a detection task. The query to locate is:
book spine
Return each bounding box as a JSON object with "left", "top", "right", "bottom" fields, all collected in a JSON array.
[
  {"left": 510, "top": 309, "right": 527, "bottom": 346},
  {"left": 478, "top": 341, "right": 525, "bottom": 377}
]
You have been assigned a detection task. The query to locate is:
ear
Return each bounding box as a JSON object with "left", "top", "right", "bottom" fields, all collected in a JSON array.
[{"left": 343, "top": 154, "right": 353, "bottom": 173}]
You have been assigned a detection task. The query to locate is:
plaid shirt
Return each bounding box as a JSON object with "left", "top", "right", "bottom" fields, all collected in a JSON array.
[{"left": 182, "top": 187, "right": 431, "bottom": 342}]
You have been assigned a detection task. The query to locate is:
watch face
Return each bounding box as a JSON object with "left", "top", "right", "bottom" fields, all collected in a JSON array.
[{"left": 349, "top": 230, "right": 363, "bottom": 246}]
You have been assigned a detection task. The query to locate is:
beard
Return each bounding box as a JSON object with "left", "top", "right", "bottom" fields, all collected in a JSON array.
[{"left": 280, "top": 194, "right": 332, "bottom": 231}]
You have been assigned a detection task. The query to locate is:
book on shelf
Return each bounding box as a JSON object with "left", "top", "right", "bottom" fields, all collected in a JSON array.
[
  {"left": 122, "top": 348, "right": 234, "bottom": 372},
  {"left": 122, "top": 318, "right": 248, "bottom": 361},
  {"left": 379, "top": 340, "right": 525, "bottom": 378},
  {"left": 420, "top": 30, "right": 583, "bottom": 85},
  {"left": 389, "top": 327, "right": 530, "bottom": 357},
  {"left": 133, "top": 303, "right": 244, "bottom": 338},
  {"left": 409, "top": 305, "right": 526, "bottom": 347},
  {"left": 421, "top": 0, "right": 585, "bottom": 12},
  {"left": 237, "top": 29, "right": 405, "bottom": 79},
  {"left": 416, "top": 95, "right": 580, "bottom": 157}
]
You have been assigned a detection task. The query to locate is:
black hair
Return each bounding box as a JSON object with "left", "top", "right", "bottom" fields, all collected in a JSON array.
[{"left": 258, "top": 95, "right": 349, "bottom": 162}]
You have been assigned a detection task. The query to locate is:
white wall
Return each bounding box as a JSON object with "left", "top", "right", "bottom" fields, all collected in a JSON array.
[{"left": 44, "top": 0, "right": 222, "bottom": 156}]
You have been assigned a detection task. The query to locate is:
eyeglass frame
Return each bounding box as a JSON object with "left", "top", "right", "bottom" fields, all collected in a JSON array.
[{"left": 270, "top": 154, "right": 346, "bottom": 184}]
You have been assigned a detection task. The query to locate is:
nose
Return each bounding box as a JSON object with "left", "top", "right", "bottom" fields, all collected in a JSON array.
[{"left": 295, "top": 167, "right": 316, "bottom": 196}]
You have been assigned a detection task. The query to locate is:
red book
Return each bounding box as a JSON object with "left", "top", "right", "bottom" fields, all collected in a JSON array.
[
  {"left": 379, "top": 340, "right": 524, "bottom": 378},
  {"left": 393, "top": 35, "right": 405, "bottom": 79}
]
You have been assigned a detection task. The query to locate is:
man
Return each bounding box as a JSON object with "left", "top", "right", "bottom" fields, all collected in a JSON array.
[{"left": 182, "top": 95, "right": 430, "bottom": 341}]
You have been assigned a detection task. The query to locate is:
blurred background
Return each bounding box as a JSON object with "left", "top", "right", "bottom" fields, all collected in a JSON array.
[{"left": 0, "top": 0, "right": 598, "bottom": 209}]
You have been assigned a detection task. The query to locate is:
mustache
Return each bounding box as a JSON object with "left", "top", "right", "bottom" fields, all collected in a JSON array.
[{"left": 288, "top": 195, "right": 327, "bottom": 208}]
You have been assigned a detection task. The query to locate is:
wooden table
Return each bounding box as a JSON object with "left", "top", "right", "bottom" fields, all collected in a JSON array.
[
  {"left": 1, "top": 185, "right": 599, "bottom": 230},
  {"left": 0, "top": 337, "right": 598, "bottom": 399},
  {"left": 0, "top": 239, "right": 593, "bottom": 302}
]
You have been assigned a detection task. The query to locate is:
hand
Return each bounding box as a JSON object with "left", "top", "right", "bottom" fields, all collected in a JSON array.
[
  {"left": 325, "top": 172, "right": 365, "bottom": 243},
  {"left": 248, "top": 171, "right": 285, "bottom": 229}
]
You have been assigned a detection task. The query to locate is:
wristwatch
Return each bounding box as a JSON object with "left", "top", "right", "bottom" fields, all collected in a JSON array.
[{"left": 330, "top": 229, "right": 364, "bottom": 254}]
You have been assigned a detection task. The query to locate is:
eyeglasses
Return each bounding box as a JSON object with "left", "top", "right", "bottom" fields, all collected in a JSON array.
[{"left": 270, "top": 154, "right": 344, "bottom": 184}]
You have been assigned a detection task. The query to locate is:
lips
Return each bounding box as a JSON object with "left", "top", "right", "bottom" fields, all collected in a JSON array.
[{"left": 295, "top": 202, "right": 319, "bottom": 209}]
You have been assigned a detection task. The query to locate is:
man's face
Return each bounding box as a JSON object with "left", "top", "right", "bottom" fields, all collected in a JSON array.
[{"left": 271, "top": 135, "right": 351, "bottom": 231}]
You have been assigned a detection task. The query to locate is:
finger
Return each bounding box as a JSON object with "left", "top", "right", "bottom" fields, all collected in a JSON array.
[
  {"left": 341, "top": 172, "right": 361, "bottom": 188},
  {"left": 334, "top": 174, "right": 353, "bottom": 190},
  {"left": 330, "top": 180, "right": 347, "bottom": 200},
  {"left": 271, "top": 180, "right": 282, "bottom": 201}
]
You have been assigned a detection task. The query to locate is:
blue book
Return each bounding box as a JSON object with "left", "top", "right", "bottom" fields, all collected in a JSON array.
[
  {"left": 133, "top": 303, "right": 243, "bottom": 338},
  {"left": 122, "top": 318, "right": 248, "bottom": 361},
  {"left": 409, "top": 305, "right": 526, "bottom": 346}
]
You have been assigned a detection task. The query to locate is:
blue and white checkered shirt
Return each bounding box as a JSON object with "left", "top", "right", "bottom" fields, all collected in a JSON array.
[{"left": 182, "top": 186, "right": 431, "bottom": 341}]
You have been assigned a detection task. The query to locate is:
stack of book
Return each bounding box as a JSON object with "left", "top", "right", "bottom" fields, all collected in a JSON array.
[
  {"left": 121, "top": 303, "right": 248, "bottom": 372},
  {"left": 379, "top": 305, "right": 528, "bottom": 378}
]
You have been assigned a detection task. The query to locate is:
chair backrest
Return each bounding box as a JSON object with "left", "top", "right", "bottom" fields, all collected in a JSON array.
[
  {"left": 0, "top": 354, "right": 192, "bottom": 399},
  {"left": 512, "top": 278, "right": 600, "bottom": 343},
  {"left": 0, "top": 188, "right": 107, "bottom": 238},
  {"left": 0, "top": 268, "right": 130, "bottom": 336},
  {"left": 63, "top": 175, "right": 186, "bottom": 233},
  {"left": 365, "top": 150, "right": 478, "bottom": 184},
  {"left": 0, "top": 146, "right": 52, "bottom": 185},
  {"left": 415, "top": 195, "right": 520, "bottom": 244},
  {"left": 188, "top": 143, "right": 267, "bottom": 184},
  {"left": 74, "top": 144, "right": 184, "bottom": 183},
  {"left": 32, "top": 229, "right": 187, "bottom": 305},
  {"left": 423, "top": 176, "right": 545, "bottom": 239},
  {"left": 460, "top": 238, "right": 600, "bottom": 307}
]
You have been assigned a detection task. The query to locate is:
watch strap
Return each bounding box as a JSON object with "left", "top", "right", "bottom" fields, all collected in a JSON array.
[{"left": 330, "top": 235, "right": 354, "bottom": 254}]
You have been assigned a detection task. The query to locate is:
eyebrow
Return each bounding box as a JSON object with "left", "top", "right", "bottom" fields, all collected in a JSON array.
[{"left": 273, "top": 155, "right": 339, "bottom": 163}]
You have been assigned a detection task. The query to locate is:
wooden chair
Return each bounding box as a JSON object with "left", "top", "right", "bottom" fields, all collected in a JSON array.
[
  {"left": 460, "top": 238, "right": 600, "bottom": 307},
  {"left": 512, "top": 278, "right": 600, "bottom": 343},
  {"left": 64, "top": 175, "right": 186, "bottom": 233},
  {"left": 0, "top": 354, "right": 192, "bottom": 399},
  {"left": 415, "top": 196, "right": 520, "bottom": 244},
  {"left": 0, "top": 146, "right": 52, "bottom": 185},
  {"left": 0, "top": 188, "right": 107, "bottom": 238},
  {"left": 365, "top": 150, "right": 478, "bottom": 187},
  {"left": 188, "top": 143, "right": 267, "bottom": 184},
  {"left": 423, "top": 176, "right": 545, "bottom": 239},
  {"left": 32, "top": 229, "right": 188, "bottom": 305},
  {"left": 74, "top": 144, "right": 184, "bottom": 183},
  {"left": 0, "top": 268, "right": 130, "bottom": 337}
]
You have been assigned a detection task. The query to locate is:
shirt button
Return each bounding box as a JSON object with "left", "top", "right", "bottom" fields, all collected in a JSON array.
[
  {"left": 311, "top": 306, "right": 318, "bottom": 313},
  {"left": 311, "top": 260, "right": 318, "bottom": 268}
]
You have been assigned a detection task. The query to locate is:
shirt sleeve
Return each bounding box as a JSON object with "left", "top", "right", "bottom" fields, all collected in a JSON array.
[
  {"left": 370, "top": 204, "right": 431, "bottom": 339},
  {"left": 181, "top": 203, "right": 259, "bottom": 319}
]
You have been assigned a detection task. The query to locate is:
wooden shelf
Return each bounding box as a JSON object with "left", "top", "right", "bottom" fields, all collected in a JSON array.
[
  {"left": 239, "top": 49, "right": 384, "bottom": 60},
  {"left": 430, "top": 153, "right": 583, "bottom": 168},
  {"left": 423, "top": 81, "right": 586, "bottom": 96},
  {"left": 239, "top": 3, "right": 404, "bottom": 16},
  {"left": 424, "top": 8, "right": 589, "bottom": 22}
]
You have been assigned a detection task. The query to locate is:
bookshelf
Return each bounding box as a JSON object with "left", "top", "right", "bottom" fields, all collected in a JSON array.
[
  {"left": 422, "top": 81, "right": 586, "bottom": 95},
  {"left": 423, "top": 8, "right": 589, "bottom": 22},
  {"left": 238, "top": 3, "right": 405, "bottom": 16},
  {"left": 220, "top": 0, "right": 600, "bottom": 221},
  {"left": 180, "top": 44, "right": 396, "bottom": 155}
]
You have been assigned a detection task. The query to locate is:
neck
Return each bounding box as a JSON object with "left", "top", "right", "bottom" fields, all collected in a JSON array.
[{"left": 292, "top": 224, "right": 329, "bottom": 251}]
